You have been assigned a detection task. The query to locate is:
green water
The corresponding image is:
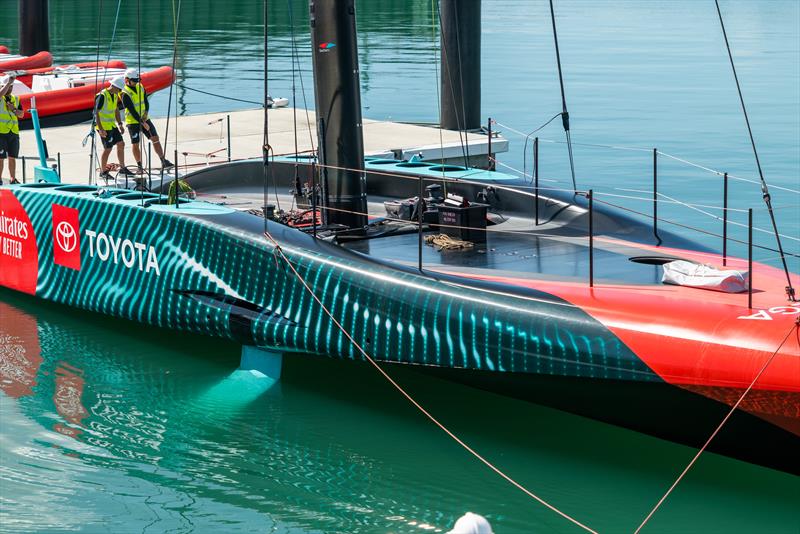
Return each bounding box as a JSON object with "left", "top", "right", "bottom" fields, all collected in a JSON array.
[
  {"left": 1, "top": 1, "right": 799, "bottom": 532},
  {"left": 1, "top": 291, "right": 799, "bottom": 533}
]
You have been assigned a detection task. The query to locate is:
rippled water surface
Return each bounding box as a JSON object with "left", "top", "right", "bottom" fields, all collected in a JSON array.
[{"left": 1, "top": 1, "right": 799, "bottom": 532}]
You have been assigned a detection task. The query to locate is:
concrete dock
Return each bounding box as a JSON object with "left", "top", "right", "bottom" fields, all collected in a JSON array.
[{"left": 16, "top": 108, "right": 507, "bottom": 185}]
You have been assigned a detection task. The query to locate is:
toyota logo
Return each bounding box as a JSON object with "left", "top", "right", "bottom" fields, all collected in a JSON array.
[{"left": 55, "top": 221, "right": 78, "bottom": 253}]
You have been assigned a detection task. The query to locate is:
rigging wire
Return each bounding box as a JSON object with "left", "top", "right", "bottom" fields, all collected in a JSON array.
[
  {"left": 548, "top": 0, "right": 577, "bottom": 193},
  {"left": 436, "top": 2, "right": 470, "bottom": 168},
  {"left": 262, "top": 0, "right": 271, "bottom": 231},
  {"left": 714, "top": 0, "right": 795, "bottom": 301},
  {"left": 285, "top": 0, "right": 316, "bottom": 156},
  {"left": 521, "top": 112, "right": 563, "bottom": 182},
  {"left": 173, "top": 83, "right": 265, "bottom": 106},
  {"left": 451, "top": 0, "right": 471, "bottom": 164},
  {"left": 634, "top": 319, "right": 799, "bottom": 533},
  {"left": 261, "top": 229, "right": 599, "bottom": 534},
  {"left": 88, "top": 0, "right": 103, "bottom": 184},
  {"left": 287, "top": 0, "right": 300, "bottom": 210},
  {"left": 160, "top": 0, "right": 182, "bottom": 201},
  {"left": 432, "top": 0, "right": 446, "bottom": 186}
]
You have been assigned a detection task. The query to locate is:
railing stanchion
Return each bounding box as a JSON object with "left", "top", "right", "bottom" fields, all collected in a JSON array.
[
  {"left": 748, "top": 208, "right": 753, "bottom": 309},
  {"left": 418, "top": 173, "right": 424, "bottom": 273},
  {"left": 486, "top": 117, "right": 494, "bottom": 170},
  {"left": 534, "top": 137, "right": 539, "bottom": 226},
  {"left": 226, "top": 114, "right": 231, "bottom": 162},
  {"left": 653, "top": 147, "right": 659, "bottom": 242},
  {"left": 722, "top": 172, "right": 728, "bottom": 266},
  {"left": 589, "top": 189, "right": 594, "bottom": 288},
  {"left": 311, "top": 158, "right": 318, "bottom": 238},
  {"left": 57, "top": 152, "right": 61, "bottom": 179},
  {"left": 22, "top": 155, "right": 26, "bottom": 183},
  {"left": 174, "top": 148, "right": 179, "bottom": 209},
  {"left": 148, "top": 142, "right": 152, "bottom": 191}
]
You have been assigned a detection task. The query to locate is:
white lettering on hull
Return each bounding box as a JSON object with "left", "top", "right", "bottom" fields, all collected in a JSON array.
[{"left": 84, "top": 229, "right": 160, "bottom": 276}]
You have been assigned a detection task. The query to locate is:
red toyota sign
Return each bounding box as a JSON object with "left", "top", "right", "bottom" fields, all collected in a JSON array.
[{"left": 52, "top": 204, "right": 81, "bottom": 271}]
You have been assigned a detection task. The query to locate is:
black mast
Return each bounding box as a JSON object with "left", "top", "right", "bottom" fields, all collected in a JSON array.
[
  {"left": 19, "top": 0, "right": 50, "bottom": 55},
  {"left": 309, "top": 0, "right": 367, "bottom": 229},
  {"left": 439, "top": 0, "right": 481, "bottom": 131}
]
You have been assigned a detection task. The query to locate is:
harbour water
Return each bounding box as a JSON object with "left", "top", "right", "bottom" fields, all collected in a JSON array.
[{"left": 1, "top": 1, "right": 799, "bottom": 532}]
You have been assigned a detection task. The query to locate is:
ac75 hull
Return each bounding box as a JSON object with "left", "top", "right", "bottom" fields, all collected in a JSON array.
[{"left": 1, "top": 184, "right": 798, "bottom": 472}]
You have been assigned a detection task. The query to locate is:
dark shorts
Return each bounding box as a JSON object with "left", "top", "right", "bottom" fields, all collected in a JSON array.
[
  {"left": 128, "top": 120, "right": 158, "bottom": 144},
  {"left": 99, "top": 127, "right": 124, "bottom": 149},
  {"left": 0, "top": 132, "right": 20, "bottom": 159}
]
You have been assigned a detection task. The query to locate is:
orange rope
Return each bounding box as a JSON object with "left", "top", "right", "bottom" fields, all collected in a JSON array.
[
  {"left": 262, "top": 230, "right": 598, "bottom": 534},
  {"left": 634, "top": 318, "right": 799, "bottom": 533}
]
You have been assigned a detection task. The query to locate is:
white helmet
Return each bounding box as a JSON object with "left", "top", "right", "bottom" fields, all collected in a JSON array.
[
  {"left": 109, "top": 76, "right": 125, "bottom": 89},
  {"left": 447, "top": 512, "right": 493, "bottom": 534},
  {"left": 125, "top": 67, "right": 140, "bottom": 79}
]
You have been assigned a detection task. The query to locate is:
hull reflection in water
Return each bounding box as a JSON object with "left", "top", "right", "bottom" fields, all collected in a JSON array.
[{"left": 0, "top": 292, "right": 799, "bottom": 533}]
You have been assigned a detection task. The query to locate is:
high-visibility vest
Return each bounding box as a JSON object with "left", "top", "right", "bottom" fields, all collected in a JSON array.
[
  {"left": 0, "top": 94, "right": 20, "bottom": 135},
  {"left": 123, "top": 82, "right": 146, "bottom": 125},
  {"left": 95, "top": 89, "right": 118, "bottom": 131}
]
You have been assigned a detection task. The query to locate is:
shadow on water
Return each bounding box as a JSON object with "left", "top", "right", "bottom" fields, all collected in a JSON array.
[{"left": 1, "top": 288, "right": 798, "bottom": 533}]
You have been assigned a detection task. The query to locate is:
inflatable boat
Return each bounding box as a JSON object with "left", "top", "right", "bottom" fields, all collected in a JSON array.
[
  {"left": 10, "top": 65, "right": 175, "bottom": 128},
  {"left": 0, "top": 45, "right": 9, "bottom": 54},
  {"left": 13, "top": 60, "right": 128, "bottom": 88},
  {"left": 0, "top": 50, "right": 52, "bottom": 71}
]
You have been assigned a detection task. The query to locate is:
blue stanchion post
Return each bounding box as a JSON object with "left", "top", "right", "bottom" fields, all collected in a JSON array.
[{"left": 30, "top": 97, "right": 60, "bottom": 183}]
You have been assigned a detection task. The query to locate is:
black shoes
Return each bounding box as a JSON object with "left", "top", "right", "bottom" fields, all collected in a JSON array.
[
  {"left": 99, "top": 171, "right": 113, "bottom": 182},
  {"left": 119, "top": 166, "right": 136, "bottom": 176},
  {"left": 161, "top": 159, "right": 174, "bottom": 169}
]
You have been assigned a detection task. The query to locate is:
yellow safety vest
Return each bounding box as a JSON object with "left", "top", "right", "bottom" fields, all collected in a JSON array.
[
  {"left": 123, "top": 82, "right": 146, "bottom": 125},
  {"left": 0, "top": 94, "right": 20, "bottom": 135},
  {"left": 95, "top": 89, "right": 119, "bottom": 131}
]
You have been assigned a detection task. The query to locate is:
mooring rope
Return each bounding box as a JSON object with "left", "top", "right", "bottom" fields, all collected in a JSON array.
[
  {"left": 634, "top": 318, "right": 799, "bottom": 533},
  {"left": 261, "top": 230, "right": 598, "bottom": 534}
]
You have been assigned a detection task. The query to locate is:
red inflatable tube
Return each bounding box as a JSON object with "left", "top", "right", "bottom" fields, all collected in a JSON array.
[
  {"left": 17, "top": 66, "right": 175, "bottom": 120},
  {"left": 0, "top": 50, "right": 53, "bottom": 71},
  {"left": 15, "top": 60, "right": 128, "bottom": 87},
  {"left": 0, "top": 46, "right": 9, "bottom": 54}
]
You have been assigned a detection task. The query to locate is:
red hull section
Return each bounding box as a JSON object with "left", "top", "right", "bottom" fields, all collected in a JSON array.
[
  {"left": 455, "top": 243, "right": 800, "bottom": 433},
  {"left": 0, "top": 46, "right": 9, "bottom": 54},
  {"left": 17, "top": 66, "right": 175, "bottom": 120},
  {"left": 15, "top": 60, "right": 128, "bottom": 87},
  {"left": 0, "top": 51, "right": 53, "bottom": 71}
]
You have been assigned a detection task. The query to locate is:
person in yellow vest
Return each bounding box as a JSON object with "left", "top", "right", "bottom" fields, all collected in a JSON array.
[
  {"left": 0, "top": 74, "right": 24, "bottom": 186},
  {"left": 121, "top": 68, "right": 173, "bottom": 172},
  {"left": 95, "top": 76, "right": 133, "bottom": 181}
]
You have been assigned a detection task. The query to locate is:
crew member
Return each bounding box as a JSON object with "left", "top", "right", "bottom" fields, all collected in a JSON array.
[
  {"left": 121, "top": 68, "right": 173, "bottom": 171},
  {"left": 95, "top": 76, "right": 133, "bottom": 181},
  {"left": 0, "top": 75, "right": 24, "bottom": 186}
]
